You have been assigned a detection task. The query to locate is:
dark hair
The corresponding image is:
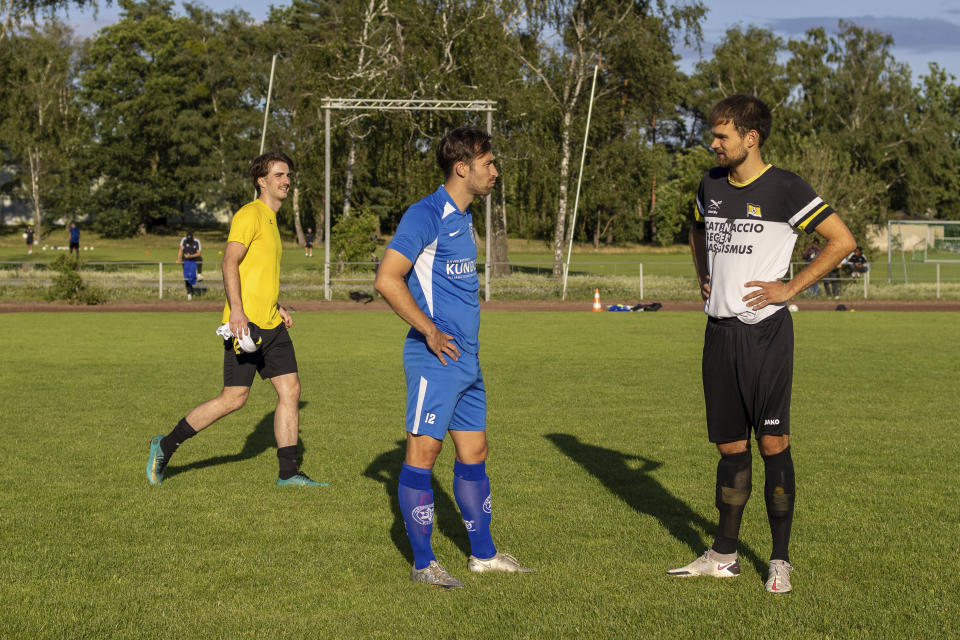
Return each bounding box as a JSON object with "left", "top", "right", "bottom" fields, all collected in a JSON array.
[
  {"left": 436, "top": 127, "right": 492, "bottom": 179},
  {"left": 250, "top": 151, "right": 294, "bottom": 195},
  {"left": 708, "top": 95, "right": 772, "bottom": 147}
]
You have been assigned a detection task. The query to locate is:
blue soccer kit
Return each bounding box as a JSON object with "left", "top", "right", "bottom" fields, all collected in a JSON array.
[{"left": 387, "top": 185, "right": 485, "bottom": 440}]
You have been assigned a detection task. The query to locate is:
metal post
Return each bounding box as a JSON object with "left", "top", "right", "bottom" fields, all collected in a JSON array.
[
  {"left": 159, "top": 262, "right": 163, "bottom": 299},
  {"left": 887, "top": 220, "right": 892, "bottom": 283},
  {"left": 561, "top": 63, "right": 600, "bottom": 301},
  {"left": 863, "top": 269, "right": 868, "bottom": 299},
  {"left": 639, "top": 262, "right": 643, "bottom": 301},
  {"left": 485, "top": 109, "right": 492, "bottom": 302},
  {"left": 937, "top": 263, "right": 941, "bottom": 299},
  {"left": 324, "top": 106, "right": 331, "bottom": 301},
  {"left": 259, "top": 53, "right": 277, "bottom": 156}
]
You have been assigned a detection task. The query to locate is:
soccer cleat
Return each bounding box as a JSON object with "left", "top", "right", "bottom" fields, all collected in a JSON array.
[
  {"left": 411, "top": 561, "right": 464, "bottom": 588},
  {"left": 467, "top": 552, "right": 535, "bottom": 573},
  {"left": 276, "top": 472, "right": 328, "bottom": 487},
  {"left": 765, "top": 559, "right": 793, "bottom": 594},
  {"left": 146, "top": 435, "right": 167, "bottom": 485},
  {"left": 667, "top": 550, "right": 740, "bottom": 578}
]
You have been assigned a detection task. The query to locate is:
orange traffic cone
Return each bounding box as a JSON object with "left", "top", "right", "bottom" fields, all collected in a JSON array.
[{"left": 592, "top": 288, "right": 603, "bottom": 312}]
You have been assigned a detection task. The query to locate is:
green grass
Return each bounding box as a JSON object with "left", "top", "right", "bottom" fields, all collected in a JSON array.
[{"left": 1, "top": 310, "right": 957, "bottom": 637}]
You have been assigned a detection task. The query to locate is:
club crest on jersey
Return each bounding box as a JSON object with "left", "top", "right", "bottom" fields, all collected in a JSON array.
[
  {"left": 746, "top": 203, "right": 762, "bottom": 218},
  {"left": 412, "top": 504, "right": 434, "bottom": 526}
]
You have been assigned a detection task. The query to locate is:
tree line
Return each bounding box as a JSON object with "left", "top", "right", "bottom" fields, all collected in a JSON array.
[{"left": 2, "top": 0, "right": 959, "bottom": 274}]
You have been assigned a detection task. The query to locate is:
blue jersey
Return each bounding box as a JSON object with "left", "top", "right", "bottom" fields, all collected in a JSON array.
[{"left": 387, "top": 185, "right": 480, "bottom": 354}]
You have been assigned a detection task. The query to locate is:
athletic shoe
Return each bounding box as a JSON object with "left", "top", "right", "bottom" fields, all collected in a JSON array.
[
  {"left": 666, "top": 550, "right": 740, "bottom": 578},
  {"left": 146, "top": 435, "right": 167, "bottom": 485},
  {"left": 411, "top": 561, "right": 464, "bottom": 588},
  {"left": 765, "top": 559, "right": 793, "bottom": 594},
  {"left": 276, "top": 472, "right": 328, "bottom": 487},
  {"left": 467, "top": 552, "right": 535, "bottom": 573}
]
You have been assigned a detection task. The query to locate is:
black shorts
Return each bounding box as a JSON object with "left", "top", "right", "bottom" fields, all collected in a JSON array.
[
  {"left": 305, "top": 242, "right": 313, "bottom": 248},
  {"left": 69, "top": 242, "right": 79, "bottom": 250},
  {"left": 223, "top": 323, "right": 298, "bottom": 387},
  {"left": 702, "top": 307, "right": 793, "bottom": 443}
]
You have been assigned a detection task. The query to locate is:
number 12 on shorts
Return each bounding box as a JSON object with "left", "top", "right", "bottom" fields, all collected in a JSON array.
[{"left": 423, "top": 412, "right": 436, "bottom": 424}]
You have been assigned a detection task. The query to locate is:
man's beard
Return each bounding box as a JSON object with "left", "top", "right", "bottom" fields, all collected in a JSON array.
[{"left": 716, "top": 146, "right": 748, "bottom": 169}]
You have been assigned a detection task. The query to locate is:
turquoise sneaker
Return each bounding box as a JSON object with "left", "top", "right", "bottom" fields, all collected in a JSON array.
[
  {"left": 277, "top": 472, "right": 328, "bottom": 487},
  {"left": 146, "top": 435, "right": 167, "bottom": 485}
]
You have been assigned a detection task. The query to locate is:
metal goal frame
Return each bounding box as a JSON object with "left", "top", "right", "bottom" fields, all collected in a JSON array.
[{"left": 321, "top": 98, "right": 496, "bottom": 300}]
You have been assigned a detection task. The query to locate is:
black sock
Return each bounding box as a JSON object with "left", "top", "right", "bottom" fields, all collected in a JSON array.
[
  {"left": 763, "top": 446, "right": 795, "bottom": 562},
  {"left": 160, "top": 418, "right": 197, "bottom": 459},
  {"left": 277, "top": 445, "right": 299, "bottom": 479},
  {"left": 712, "top": 449, "right": 752, "bottom": 555}
]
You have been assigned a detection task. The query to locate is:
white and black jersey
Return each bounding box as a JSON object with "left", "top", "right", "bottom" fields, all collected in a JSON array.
[
  {"left": 180, "top": 236, "right": 202, "bottom": 258},
  {"left": 694, "top": 165, "right": 834, "bottom": 324}
]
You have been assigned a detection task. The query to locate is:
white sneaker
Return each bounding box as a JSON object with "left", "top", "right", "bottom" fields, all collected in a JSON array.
[
  {"left": 411, "top": 561, "right": 464, "bottom": 588},
  {"left": 467, "top": 552, "right": 535, "bottom": 573},
  {"left": 765, "top": 559, "right": 793, "bottom": 594},
  {"left": 667, "top": 550, "right": 740, "bottom": 578}
]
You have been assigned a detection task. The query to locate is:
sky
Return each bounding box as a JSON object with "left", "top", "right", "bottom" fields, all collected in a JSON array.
[
  {"left": 681, "top": 0, "right": 960, "bottom": 81},
  {"left": 66, "top": 0, "right": 960, "bottom": 81}
]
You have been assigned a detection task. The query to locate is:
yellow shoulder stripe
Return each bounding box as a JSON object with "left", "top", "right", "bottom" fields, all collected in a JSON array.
[{"left": 797, "top": 203, "right": 830, "bottom": 230}]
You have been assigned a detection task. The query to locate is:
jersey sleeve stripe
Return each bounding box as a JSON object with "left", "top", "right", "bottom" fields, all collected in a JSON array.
[
  {"left": 789, "top": 197, "right": 823, "bottom": 227},
  {"left": 694, "top": 197, "right": 704, "bottom": 222},
  {"left": 797, "top": 203, "right": 834, "bottom": 232}
]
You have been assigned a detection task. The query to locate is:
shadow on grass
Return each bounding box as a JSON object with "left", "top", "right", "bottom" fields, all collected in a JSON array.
[
  {"left": 363, "top": 440, "right": 470, "bottom": 564},
  {"left": 164, "top": 401, "right": 308, "bottom": 480},
  {"left": 546, "top": 433, "right": 766, "bottom": 577}
]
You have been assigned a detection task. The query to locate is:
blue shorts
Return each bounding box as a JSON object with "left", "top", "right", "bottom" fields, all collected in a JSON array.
[{"left": 403, "top": 337, "right": 486, "bottom": 440}]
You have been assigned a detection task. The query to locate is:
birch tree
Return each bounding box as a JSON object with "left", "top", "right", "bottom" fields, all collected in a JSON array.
[
  {"left": 0, "top": 21, "right": 81, "bottom": 238},
  {"left": 507, "top": 0, "right": 704, "bottom": 276}
]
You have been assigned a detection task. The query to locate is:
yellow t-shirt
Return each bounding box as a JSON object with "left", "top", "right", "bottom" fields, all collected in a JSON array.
[{"left": 221, "top": 199, "right": 282, "bottom": 329}]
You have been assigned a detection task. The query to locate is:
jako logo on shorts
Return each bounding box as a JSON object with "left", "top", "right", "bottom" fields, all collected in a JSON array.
[
  {"left": 412, "top": 504, "right": 434, "bottom": 525},
  {"left": 464, "top": 519, "right": 475, "bottom": 531}
]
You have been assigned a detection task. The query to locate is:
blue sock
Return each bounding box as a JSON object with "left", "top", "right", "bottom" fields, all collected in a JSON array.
[
  {"left": 453, "top": 460, "right": 497, "bottom": 560},
  {"left": 398, "top": 463, "right": 436, "bottom": 570}
]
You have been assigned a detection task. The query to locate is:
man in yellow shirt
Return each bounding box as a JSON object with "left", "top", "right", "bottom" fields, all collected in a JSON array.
[{"left": 146, "top": 151, "right": 324, "bottom": 487}]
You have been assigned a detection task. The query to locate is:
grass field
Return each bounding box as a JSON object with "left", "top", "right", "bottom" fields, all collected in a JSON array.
[{"left": 2, "top": 310, "right": 957, "bottom": 638}]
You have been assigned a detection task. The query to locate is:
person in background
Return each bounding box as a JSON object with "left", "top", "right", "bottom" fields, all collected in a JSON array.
[
  {"left": 801, "top": 238, "right": 821, "bottom": 298},
  {"left": 304, "top": 227, "right": 315, "bottom": 257},
  {"left": 68, "top": 223, "right": 80, "bottom": 256}
]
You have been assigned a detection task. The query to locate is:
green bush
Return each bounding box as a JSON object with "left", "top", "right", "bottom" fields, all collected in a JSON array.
[
  {"left": 331, "top": 209, "right": 378, "bottom": 268},
  {"left": 45, "top": 254, "right": 106, "bottom": 304}
]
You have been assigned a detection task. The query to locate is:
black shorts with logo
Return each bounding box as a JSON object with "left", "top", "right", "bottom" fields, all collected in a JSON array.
[
  {"left": 702, "top": 306, "right": 793, "bottom": 443},
  {"left": 223, "top": 323, "right": 298, "bottom": 387}
]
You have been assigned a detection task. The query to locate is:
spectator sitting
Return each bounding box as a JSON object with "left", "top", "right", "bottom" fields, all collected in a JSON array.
[{"left": 846, "top": 246, "right": 869, "bottom": 278}]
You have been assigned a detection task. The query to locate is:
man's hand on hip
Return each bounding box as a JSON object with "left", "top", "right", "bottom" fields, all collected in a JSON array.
[
  {"left": 743, "top": 280, "right": 794, "bottom": 310},
  {"left": 427, "top": 328, "right": 460, "bottom": 366}
]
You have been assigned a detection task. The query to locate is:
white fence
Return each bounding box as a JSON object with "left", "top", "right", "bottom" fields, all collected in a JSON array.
[{"left": 1, "top": 260, "right": 956, "bottom": 300}]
